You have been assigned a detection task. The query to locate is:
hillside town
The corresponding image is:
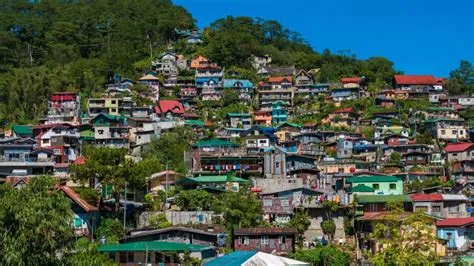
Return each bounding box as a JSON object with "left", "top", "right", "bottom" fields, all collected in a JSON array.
[
  {"left": 0, "top": 1, "right": 473, "bottom": 265},
  {"left": 2, "top": 45, "right": 474, "bottom": 265}
]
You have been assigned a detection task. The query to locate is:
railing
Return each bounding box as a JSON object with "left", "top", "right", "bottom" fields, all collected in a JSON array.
[
  {"left": 0, "top": 157, "right": 55, "bottom": 165},
  {"left": 195, "top": 72, "right": 224, "bottom": 77}
]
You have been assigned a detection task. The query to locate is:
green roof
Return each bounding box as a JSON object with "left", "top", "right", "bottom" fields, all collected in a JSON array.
[
  {"left": 192, "top": 139, "right": 240, "bottom": 148},
  {"left": 277, "top": 122, "right": 301, "bottom": 129},
  {"left": 349, "top": 184, "right": 375, "bottom": 193},
  {"left": 178, "top": 175, "right": 251, "bottom": 185},
  {"left": 227, "top": 113, "right": 251, "bottom": 118},
  {"left": 428, "top": 107, "right": 454, "bottom": 112},
  {"left": 184, "top": 120, "right": 204, "bottom": 127},
  {"left": 347, "top": 176, "right": 400, "bottom": 183},
  {"left": 12, "top": 125, "right": 33, "bottom": 135},
  {"left": 98, "top": 241, "right": 209, "bottom": 253},
  {"left": 424, "top": 118, "right": 465, "bottom": 123},
  {"left": 358, "top": 194, "right": 411, "bottom": 203}
]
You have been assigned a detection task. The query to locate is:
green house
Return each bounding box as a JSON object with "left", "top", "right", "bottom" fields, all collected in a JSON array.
[{"left": 347, "top": 176, "right": 403, "bottom": 196}]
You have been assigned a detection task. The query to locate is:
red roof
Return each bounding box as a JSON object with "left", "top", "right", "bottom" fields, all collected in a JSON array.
[
  {"left": 443, "top": 143, "right": 474, "bottom": 153},
  {"left": 341, "top": 77, "right": 361, "bottom": 83},
  {"left": 254, "top": 110, "right": 270, "bottom": 115},
  {"left": 334, "top": 107, "right": 354, "bottom": 114},
  {"left": 268, "top": 76, "right": 292, "bottom": 83},
  {"left": 436, "top": 78, "right": 446, "bottom": 84},
  {"left": 394, "top": 75, "right": 437, "bottom": 85},
  {"left": 436, "top": 218, "right": 474, "bottom": 227},
  {"left": 155, "top": 100, "right": 185, "bottom": 115},
  {"left": 411, "top": 193, "right": 443, "bottom": 202},
  {"left": 60, "top": 186, "right": 98, "bottom": 212},
  {"left": 51, "top": 92, "right": 76, "bottom": 101}
]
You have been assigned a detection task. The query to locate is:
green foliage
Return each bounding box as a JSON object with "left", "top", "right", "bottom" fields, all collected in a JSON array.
[
  {"left": 149, "top": 213, "right": 171, "bottom": 229},
  {"left": 218, "top": 103, "right": 250, "bottom": 120},
  {"left": 175, "top": 190, "right": 215, "bottom": 211},
  {"left": 446, "top": 60, "right": 474, "bottom": 95},
  {"left": 289, "top": 245, "right": 351, "bottom": 266},
  {"left": 405, "top": 177, "right": 453, "bottom": 193},
  {"left": 73, "top": 187, "right": 100, "bottom": 206},
  {"left": 287, "top": 209, "right": 311, "bottom": 248},
  {"left": 368, "top": 201, "right": 439, "bottom": 265},
  {"left": 0, "top": 176, "right": 73, "bottom": 265},
  {"left": 0, "top": 0, "right": 194, "bottom": 123},
  {"left": 321, "top": 220, "right": 336, "bottom": 239},
  {"left": 67, "top": 238, "right": 116, "bottom": 266},
  {"left": 95, "top": 218, "right": 124, "bottom": 244},
  {"left": 215, "top": 191, "right": 264, "bottom": 231},
  {"left": 70, "top": 146, "right": 159, "bottom": 190},
  {"left": 389, "top": 152, "right": 402, "bottom": 165},
  {"left": 221, "top": 89, "right": 240, "bottom": 107},
  {"left": 143, "top": 126, "right": 196, "bottom": 173}
]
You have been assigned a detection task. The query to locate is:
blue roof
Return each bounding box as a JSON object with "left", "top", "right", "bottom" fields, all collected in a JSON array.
[
  {"left": 331, "top": 90, "right": 352, "bottom": 97},
  {"left": 204, "top": 251, "right": 257, "bottom": 266},
  {"left": 223, "top": 79, "right": 253, "bottom": 88}
]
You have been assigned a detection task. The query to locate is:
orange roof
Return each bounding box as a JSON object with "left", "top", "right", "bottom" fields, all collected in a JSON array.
[
  {"left": 73, "top": 157, "right": 86, "bottom": 165},
  {"left": 444, "top": 143, "right": 474, "bottom": 153},
  {"left": 341, "top": 77, "right": 361, "bottom": 83},
  {"left": 268, "top": 76, "right": 292, "bottom": 83}
]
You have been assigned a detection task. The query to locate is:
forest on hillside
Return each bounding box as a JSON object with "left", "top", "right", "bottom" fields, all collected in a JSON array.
[{"left": 0, "top": 0, "right": 472, "bottom": 124}]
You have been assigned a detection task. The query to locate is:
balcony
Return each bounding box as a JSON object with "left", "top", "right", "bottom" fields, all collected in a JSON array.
[
  {"left": 0, "top": 157, "right": 55, "bottom": 166},
  {"left": 195, "top": 71, "right": 224, "bottom": 78}
]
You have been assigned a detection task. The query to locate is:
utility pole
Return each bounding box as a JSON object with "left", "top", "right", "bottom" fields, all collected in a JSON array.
[
  {"left": 165, "top": 161, "right": 168, "bottom": 208},
  {"left": 123, "top": 182, "right": 127, "bottom": 230}
]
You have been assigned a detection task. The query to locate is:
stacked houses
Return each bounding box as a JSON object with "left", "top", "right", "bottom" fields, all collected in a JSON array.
[{"left": 1, "top": 46, "right": 473, "bottom": 264}]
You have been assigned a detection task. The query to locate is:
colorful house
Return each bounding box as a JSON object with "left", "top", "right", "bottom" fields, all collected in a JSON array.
[
  {"left": 60, "top": 186, "right": 99, "bottom": 238},
  {"left": 154, "top": 100, "right": 185, "bottom": 119},
  {"left": 271, "top": 101, "right": 288, "bottom": 125},
  {"left": 227, "top": 113, "right": 252, "bottom": 129},
  {"left": 223, "top": 79, "right": 254, "bottom": 101},
  {"left": 436, "top": 218, "right": 474, "bottom": 251},
  {"left": 90, "top": 114, "right": 129, "bottom": 148},
  {"left": 258, "top": 76, "right": 294, "bottom": 110},
  {"left": 190, "top": 55, "right": 210, "bottom": 69},
  {"left": 196, "top": 65, "right": 224, "bottom": 101},
  {"left": 233, "top": 227, "right": 296, "bottom": 255},
  {"left": 253, "top": 110, "right": 272, "bottom": 126},
  {"left": 138, "top": 74, "right": 160, "bottom": 101},
  {"left": 425, "top": 118, "right": 469, "bottom": 142},
  {"left": 347, "top": 176, "right": 403, "bottom": 196},
  {"left": 43, "top": 92, "right": 81, "bottom": 125},
  {"left": 443, "top": 142, "right": 474, "bottom": 163}
]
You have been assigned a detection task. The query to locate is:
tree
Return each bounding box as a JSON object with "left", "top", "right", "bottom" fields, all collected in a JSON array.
[
  {"left": 221, "top": 88, "right": 240, "bottom": 107},
  {"left": 289, "top": 245, "right": 351, "bottom": 266},
  {"left": 321, "top": 200, "right": 339, "bottom": 241},
  {"left": 95, "top": 218, "right": 125, "bottom": 244},
  {"left": 446, "top": 60, "right": 474, "bottom": 95},
  {"left": 286, "top": 209, "right": 311, "bottom": 248},
  {"left": 389, "top": 152, "right": 402, "bottom": 165},
  {"left": 214, "top": 191, "right": 264, "bottom": 231},
  {"left": 368, "top": 202, "right": 439, "bottom": 265},
  {"left": 0, "top": 176, "right": 74, "bottom": 265},
  {"left": 175, "top": 190, "right": 215, "bottom": 211},
  {"left": 67, "top": 238, "right": 116, "bottom": 266},
  {"left": 149, "top": 213, "right": 171, "bottom": 229}
]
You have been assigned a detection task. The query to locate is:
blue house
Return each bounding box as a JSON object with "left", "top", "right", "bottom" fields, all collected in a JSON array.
[
  {"left": 60, "top": 186, "right": 99, "bottom": 238},
  {"left": 437, "top": 218, "right": 474, "bottom": 250},
  {"left": 223, "top": 79, "right": 254, "bottom": 101},
  {"left": 271, "top": 101, "right": 288, "bottom": 124}
]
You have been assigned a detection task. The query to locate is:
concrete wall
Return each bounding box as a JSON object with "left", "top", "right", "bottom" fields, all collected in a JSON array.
[
  {"left": 304, "top": 208, "right": 345, "bottom": 241},
  {"left": 139, "top": 211, "right": 221, "bottom": 227}
]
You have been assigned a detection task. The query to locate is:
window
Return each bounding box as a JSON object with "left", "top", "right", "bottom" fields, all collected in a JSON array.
[
  {"left": 239, "top": 236, "right": 249, "bottom": 245},
  {"left": 280, "top": 236, "right": 286, "bottom": 244},
  {"left": 42, "top": 139, "right": 48, "bottom": 144},
  {"left": 119, "top": 252, "right": 133, "bottom": 263},
  {"left": 452, "top": 153, "right": 458, "bottom": 157},
  {"left": 441, "top": 130, "right": 446, "bottom": 135},
  {"left": 98, "top": 130, "right": 104, "bottom": 135},
  {"left": 111, "top": 108, "right": 117, "bottom": 112},
  {"left": 108, "top": 252, "right": 115, "bottom": 260},
  {"left": 416, "top": 206, "right": 428, "bottom": 213},
  {"left": 276, "top": 162, "right": 280, "bottom": 168},
  {"left": 261, "top": 236, "right": 269, "bottom": 245},
  {"left": 111, "top": 100, "right": 116, "bottom": 104},
  {"left": 432, "top": 206, "right": 441, "bottom": 213},
  {"left": 281, "top": 198, "right": 289, "bottom": 207},
  {"left": 372, "top": 184, "right": 380, "bottom": 189},
  {"left": 389, "top": 183, "right": 396, "bottom": 189},
  {"left": 452, "top": 130, "right": 458, "bottom": 135},
  {"left": 449, "top": 205, "right": 459, "bottom": 213},
  {"left": 263, "top": 199, "right": 273, "bottom": 207}
]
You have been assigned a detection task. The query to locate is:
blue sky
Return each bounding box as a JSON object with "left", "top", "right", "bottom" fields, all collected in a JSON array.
[{"left": 174, "top": 0, "right": 473, "bottom": 77}]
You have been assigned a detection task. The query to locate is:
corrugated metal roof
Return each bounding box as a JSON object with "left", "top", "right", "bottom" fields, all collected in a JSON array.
[
  {"left": 205, "top": 251, "right": 257, "bottom": 266},
  {"left": 441, "top": 194, "right": 469, "bottom": 201},
  {"left": 98, "top": 241, "right": 209, "bottom": 252},
  {"left": 347, "top": 176, "right": 400, "bottom": 183},
  {"left": 349, "top": 184, "right": 375, "bottom": 193}
]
